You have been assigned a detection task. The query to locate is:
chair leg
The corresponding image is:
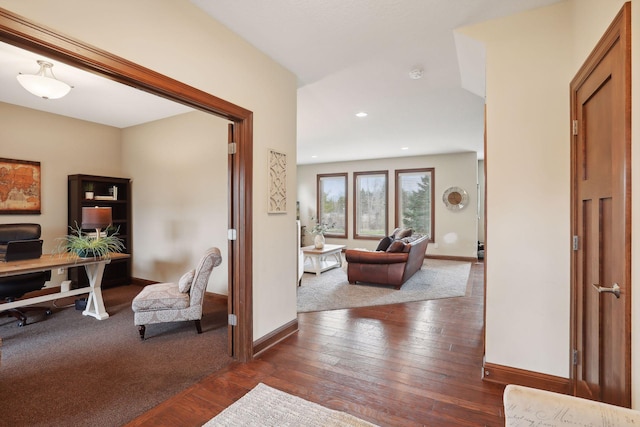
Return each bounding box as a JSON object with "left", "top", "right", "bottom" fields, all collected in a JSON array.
[
  {"left": 194, "top": 319, "right": 202, "bottom": 334},
  {"left": 2, "top": 307, "right": 51, "bottom": 327},
  {"left": 2, "top": 309, "right": 27, "bottom": 326},
  {"left": 137, "top": 325, "right": 146, "bottom": 340}
]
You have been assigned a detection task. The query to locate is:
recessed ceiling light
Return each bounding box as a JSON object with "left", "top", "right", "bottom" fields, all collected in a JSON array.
[
  {"left": 355, "top": 112, "right": 368, "bottom": 118},
  {"left": 311, "top": 155, "right": 318, "bottom": 158},
  {"left": 401, "top": 147, "right": 409, "bottom": 150}
]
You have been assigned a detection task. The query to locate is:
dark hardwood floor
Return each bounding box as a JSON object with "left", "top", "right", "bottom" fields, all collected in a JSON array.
[{"left": 126, "top": 261, "right": 506, "bottom": 426}]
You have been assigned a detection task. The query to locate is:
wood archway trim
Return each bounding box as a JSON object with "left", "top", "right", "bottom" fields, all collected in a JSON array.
[{"left": 0, "top": 7, "right": 254, "bottom": 362}]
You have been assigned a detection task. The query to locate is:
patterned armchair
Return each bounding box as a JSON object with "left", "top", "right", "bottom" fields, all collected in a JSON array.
[{"left": 131, "top": 247, "right": 222, "bottom": 340}]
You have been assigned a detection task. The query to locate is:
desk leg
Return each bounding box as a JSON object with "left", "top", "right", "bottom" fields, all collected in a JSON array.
[{"left": 82, "top": 262, "right": 109, "bottom": 320}]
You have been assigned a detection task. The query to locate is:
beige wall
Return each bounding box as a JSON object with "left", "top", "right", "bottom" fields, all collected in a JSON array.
[
  {"left": 121, "top": 112, "right": 230, "bottom": 295},
  {"left": 298, "top": 152, "right": 479, "bottom": 258},
  {"left": 461, "top": 2, "right": 574, "bottom": 378},
  {"left": 461, "top": 0, "right": 639, "bottom": 394},
  {"left": 0, "top": 0, "right": 299, "bottom": 341},
  {"left": 0, "top": 102, "right": 122, "bottom": 287}
]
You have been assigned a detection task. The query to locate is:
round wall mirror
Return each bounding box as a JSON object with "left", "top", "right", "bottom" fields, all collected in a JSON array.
[{"left": 443, "top": 187, "right": 469, "bottom": 211}]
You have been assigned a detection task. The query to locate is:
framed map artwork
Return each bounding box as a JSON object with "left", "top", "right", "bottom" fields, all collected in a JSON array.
[{"left": 0, "top": 158, "right": 41, "bottom": 214}]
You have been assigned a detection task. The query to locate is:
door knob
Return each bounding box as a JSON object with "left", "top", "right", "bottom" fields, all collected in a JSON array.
[{"left": 592, "top": 283, "right": 621, "bottom": 298}]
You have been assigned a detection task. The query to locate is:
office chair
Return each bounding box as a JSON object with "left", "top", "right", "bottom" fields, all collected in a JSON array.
[
  {"left": 0, "top": 271, "right": 53, "bottom": 326},
  {"left": 0, "top": 223, "right": 52, "bottom": 326}
]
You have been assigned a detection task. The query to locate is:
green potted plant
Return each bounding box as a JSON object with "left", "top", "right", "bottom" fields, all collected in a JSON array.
[
  {"left": 84, "top": 182, "right": 95, "bottom": 200},
  {"left": 307, "top": 218, "right": 335, "bottom": 249},
  {"left": 57, "top": 223, "right": 125, "bottom": 258}
]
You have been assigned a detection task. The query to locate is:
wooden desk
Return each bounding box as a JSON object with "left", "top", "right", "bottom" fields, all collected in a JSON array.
[
  {"left": 0, "top": 253, "right": 130, "bottom": 320},
  {"left": 302, "top": 244, "right": 346, "bottom": 276}
]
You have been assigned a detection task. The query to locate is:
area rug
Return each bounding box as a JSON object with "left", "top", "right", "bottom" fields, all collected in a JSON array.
[
  {"left": 297, "top": 259, "right": 471, "bottom": 312},
  {"left": 204, "top": 383, "right": 378, "bottom": 426}
]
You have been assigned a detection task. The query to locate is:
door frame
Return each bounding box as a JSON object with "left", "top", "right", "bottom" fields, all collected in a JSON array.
[
  {"left": 0, "top": 8, "right": 255, "bottom": 361},
  {"left": 569, "top": 2, "right": 631, "bottom": 403}
]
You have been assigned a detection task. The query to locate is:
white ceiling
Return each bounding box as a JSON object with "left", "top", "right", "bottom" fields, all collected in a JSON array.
[
  {"left": 0, "top": 1, "right": 563, "bottom": 164},
  {"left": 0, "top": 42, "right": 192, "bottom": 128},
  {"left": 192, "top": 0, "right": 563, "bottom": 164}
]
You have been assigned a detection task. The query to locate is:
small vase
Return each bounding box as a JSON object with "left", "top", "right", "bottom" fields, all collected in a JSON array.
[{"left": 314, "top": 234, "right": 325, "bottom": 249}]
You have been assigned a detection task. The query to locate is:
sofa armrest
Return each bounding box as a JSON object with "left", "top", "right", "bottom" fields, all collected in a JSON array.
[{"left": 345, "top": 250, "right": 409, "bottom": 264}]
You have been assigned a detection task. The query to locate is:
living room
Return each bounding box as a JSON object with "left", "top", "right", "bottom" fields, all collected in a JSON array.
[
  {"left": 297, "top": 152, "right": 481, "bottom": 259},
  {"left": 3, "top": 0, "right": 640, "bottom": 424}
]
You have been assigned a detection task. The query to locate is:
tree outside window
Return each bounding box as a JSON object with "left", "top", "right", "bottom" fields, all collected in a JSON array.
[
  {"left": 354, "top": 171, "right": 388, "bottom": 239},
  {"left": 395, "top": 168, "right": 434, "bottom": 240},
  {"left": 317, "top": 173, "right": 347, "bottom": 237}
]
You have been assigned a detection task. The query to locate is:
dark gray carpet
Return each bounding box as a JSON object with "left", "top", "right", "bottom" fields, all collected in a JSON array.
[{"left": 0, "top": 285, "right": 230, "bottom": 427}]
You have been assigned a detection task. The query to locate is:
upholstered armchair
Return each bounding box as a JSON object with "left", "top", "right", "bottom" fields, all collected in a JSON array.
[
  {"left": 504, "top": 384, "right": 640, "bottom": 426},
  {"left": 131, "top": 247, "right": 222, "bottom": 340}
]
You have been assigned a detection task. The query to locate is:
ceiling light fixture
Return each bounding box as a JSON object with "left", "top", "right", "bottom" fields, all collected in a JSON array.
[
  {"left": 355, "top": 112, "right": 368, "bottom": 118},
  {"left": 17, "top": 60, "right": 72, "bottom": 99},
  {"left": 409, "top": 68, "right": 424, "bottom": 80},
  {"left": 401, "top": 147, "right": 409, "bottom": 150}
]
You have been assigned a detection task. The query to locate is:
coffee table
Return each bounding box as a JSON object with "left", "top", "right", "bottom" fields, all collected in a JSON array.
[{"left": 302, "top": 244, "right": 346, "bottom": 276}]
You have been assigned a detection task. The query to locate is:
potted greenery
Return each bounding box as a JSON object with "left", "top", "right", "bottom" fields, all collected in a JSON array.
[
  {"left": 84, "top": 183, "right": 95, "bottom": 200},
  {"left": 307, "top": 219, "right": 335, "bottom": 249},
  {"left": 57, "top": 223, "right": 125, "bottom": 258}
]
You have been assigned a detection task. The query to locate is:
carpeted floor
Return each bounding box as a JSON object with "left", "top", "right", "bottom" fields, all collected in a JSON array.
[
  {"left": 0, "top": 284, "right": 230, "bottom": 427},
  {"left": 204, "top": 383, "right": 378, "bottom": 427},
  {"left": 297, "top": 258, "right": 472, "bottom": 312}
]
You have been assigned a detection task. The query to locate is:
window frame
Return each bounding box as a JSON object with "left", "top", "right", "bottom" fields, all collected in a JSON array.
[
  {"left": 353, "top": 170, "right": 388, "bottom": 240},
  {"left": 394, "top": 168, "right": 435, "bottom": 242},
  {"left": 316, "top": 173, "right": 348, "bottom": 238}
]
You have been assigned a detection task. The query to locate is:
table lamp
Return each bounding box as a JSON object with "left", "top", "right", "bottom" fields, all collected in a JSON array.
[{"left": 81, "top": 206, "right": 112, "bottom": 240}]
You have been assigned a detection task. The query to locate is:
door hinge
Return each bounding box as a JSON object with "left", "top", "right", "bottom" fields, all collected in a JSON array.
[
  {"left": 572, "top": 120, "right": 578, "bottom": 136},
  {"left": 227, "top": 229, "right": 237, "bottom": 241},
  {"left": 228, "top": 313, "right": 237, "bottom": 326},
  {"left": 228, "top": 142, "right": 237, "bottom": 155},
  {"left": 572, "top": 235, "right": 579, "bottom": 251},
  {"left": 573, "top": 349, "right": 579, "bottom": 365}
]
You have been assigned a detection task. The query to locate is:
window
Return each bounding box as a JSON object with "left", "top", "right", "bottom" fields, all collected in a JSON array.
[
  {"left": 395, "top": 168, "right": 434, "bottom": 240},
  {"left": 317, "top": 173, "right": 347, "bottom": 237},
  {"left": 354, "top": 171, "right": 388, "bottom": 239}
]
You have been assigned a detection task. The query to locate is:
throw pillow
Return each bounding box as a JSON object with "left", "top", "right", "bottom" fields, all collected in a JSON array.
[
  {"left": 389, "top": 227, "right": 402, "bottom": 239},
  {"left": 401, "top": 234, "right": 422, "bottom": 244},
  {"left": 375, "top": 236, "right": 393, "bottom": 251},
  {"left": 386, "top": 240, "right": 406, "bottom": 253},
  {"left": 396, "top": 228, "right": 413, "bottom": 239},
  {"left": 178, "top": 269, "right": 195, "bottom": 293}
]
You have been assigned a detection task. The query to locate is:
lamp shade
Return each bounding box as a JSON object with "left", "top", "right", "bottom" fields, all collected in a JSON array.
[
  {"left": 82, "top": 207, "right": 112, "bottom": 229},
  {"left": 16, "top": 60, "right": 71, "bottom": 99}
]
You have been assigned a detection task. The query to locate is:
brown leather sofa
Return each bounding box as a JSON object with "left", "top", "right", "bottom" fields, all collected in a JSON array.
[{"left": 345, "top": 234, "right": 429, "bottom": 289}]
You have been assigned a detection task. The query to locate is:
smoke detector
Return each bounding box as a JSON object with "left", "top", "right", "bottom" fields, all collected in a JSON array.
[{"left": 409, "top": 68, "right": 424, "bottom": 80}]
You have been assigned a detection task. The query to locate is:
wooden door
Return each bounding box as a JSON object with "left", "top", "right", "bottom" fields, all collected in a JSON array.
[{"left": 570, "top": 3, "right": 631, "bottom": 407}]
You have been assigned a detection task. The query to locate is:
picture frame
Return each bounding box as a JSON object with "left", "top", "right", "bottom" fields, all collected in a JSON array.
[
  {"left": 268, "top": 149, "right": 287, "bottom": 214},
  {"left": 0, "top": 158, "right": 41, "bottom": 214}
]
